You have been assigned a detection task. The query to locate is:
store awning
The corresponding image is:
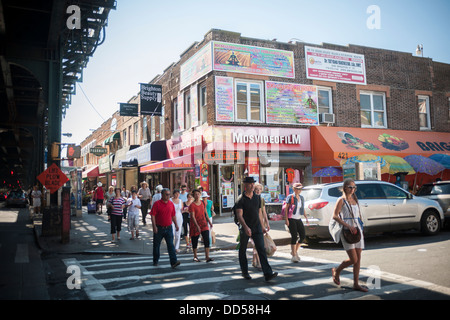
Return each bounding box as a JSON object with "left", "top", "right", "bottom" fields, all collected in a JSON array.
[
  {"left": 104, "top": 132, "right": 120, "bottom": 145},
  {"left": 311, "top": 126, "right": 450, "bottom": 167},
  {"left": 82, "top": 166, "right": 100, "bottom": 178},
  {"left": 140, "top": 154, "right": 194, "bottom": 173}
]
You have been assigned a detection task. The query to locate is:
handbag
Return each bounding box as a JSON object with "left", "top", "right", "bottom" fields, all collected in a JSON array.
[
  {"left": 328, "top": 216, "right": 343, "bottom": 244},
  {"left": 342, "top": 199, "right": 361, "bottom": 244}
]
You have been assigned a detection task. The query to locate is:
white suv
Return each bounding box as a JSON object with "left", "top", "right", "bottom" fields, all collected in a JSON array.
[{"left": 301, "top": 180, "right": 444, "bottom": 240}]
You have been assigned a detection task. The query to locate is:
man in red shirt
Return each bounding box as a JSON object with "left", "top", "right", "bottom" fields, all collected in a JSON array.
[{"left": 150, "top": 188, "right": 180, "bottom": 269}]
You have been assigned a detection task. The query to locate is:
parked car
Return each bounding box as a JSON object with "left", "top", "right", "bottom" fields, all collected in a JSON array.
[
  {"left": 302, "top": 180, "right": 444, "bottom": 240},
  {"left": 6, "top": 190, "right": 28, "bottom": 208},
  {"left": 417, "top": 181, "right": 450, "bottom": 224}
]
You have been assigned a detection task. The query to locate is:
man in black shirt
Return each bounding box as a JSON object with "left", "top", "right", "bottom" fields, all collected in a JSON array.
[{"left": 235, "top": 177, "right": 278, "bottom": 282}]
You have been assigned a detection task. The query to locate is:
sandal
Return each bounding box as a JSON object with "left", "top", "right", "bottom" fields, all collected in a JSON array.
[
  {"left": 206, "top": 258, "right": 214, "bottom": 263},
  {"left": 332, "top": 268, "right": 340, "bottom": 285},
  {"left": 193, "top": 257, "right": 201, "bottom": 262}
]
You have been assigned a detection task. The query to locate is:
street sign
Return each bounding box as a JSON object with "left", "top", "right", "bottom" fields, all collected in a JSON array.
[{"left": 37, "top": 163, "right": 69, "bottom": 194}]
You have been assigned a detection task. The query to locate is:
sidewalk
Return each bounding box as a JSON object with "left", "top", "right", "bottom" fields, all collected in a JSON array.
[{"left": 33, "top": 207, "right": 291, "bottom": 255}]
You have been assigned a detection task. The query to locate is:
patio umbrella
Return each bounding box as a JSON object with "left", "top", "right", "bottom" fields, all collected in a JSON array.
[
  {"left": 404, "top": 155, "right": 445, "bottom": 176},
  {"left": 429, "top": 154, "right": 450, "bottom": 170},
  {"left": 340, "top": 154, "right": 390, "bottom": 173},
  {"left": 313, "top": 167, "right": 342, "bottom": 177},
  {"left": 404, "top": 155, "right": 446, "bottom": 194},
  {"left": 380, "top": 155, "right": 415, "bottom": 175}
]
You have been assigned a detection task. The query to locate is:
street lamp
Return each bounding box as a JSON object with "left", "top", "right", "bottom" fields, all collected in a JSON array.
[{"left": 62, "top": 133, "right": 72, "bottom": 138}]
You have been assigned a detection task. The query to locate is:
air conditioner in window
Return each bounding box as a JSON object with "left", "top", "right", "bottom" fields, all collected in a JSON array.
[{"left": 320, "top": 113, "right": 335, "bottom": 124}]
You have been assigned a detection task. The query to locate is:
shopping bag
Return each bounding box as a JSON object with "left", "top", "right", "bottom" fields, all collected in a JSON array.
[{"left": 264, "top": 233, "right": 277, "bottom": 257}]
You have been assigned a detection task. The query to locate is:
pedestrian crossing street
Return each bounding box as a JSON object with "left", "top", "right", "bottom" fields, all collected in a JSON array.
[{"left": 63, "top": 250, "right": 450, "bottom": 300}]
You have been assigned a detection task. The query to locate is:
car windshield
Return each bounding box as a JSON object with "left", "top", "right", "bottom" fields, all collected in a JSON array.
[
  {"left": 302, "top": 188, "right": 322, "bottom": 201},
  {"left": 9, "top": 191, "right": 24, "bottom": 198},
  {"left": 417, "top": 184, "right": 450, "bottom": 196}
]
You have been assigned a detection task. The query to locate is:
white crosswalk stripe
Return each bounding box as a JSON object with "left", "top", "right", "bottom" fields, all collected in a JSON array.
[{"left": 63, "top": 250, "right": 450, "bottom": 300}]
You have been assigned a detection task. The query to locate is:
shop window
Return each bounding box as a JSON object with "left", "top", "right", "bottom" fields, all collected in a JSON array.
[
  {"left": 235, "top": 80, "right": 263, "bottom": 123},
  {"left": 318, "top": 87, "right": 333, "bottom": 114},
  {"left": 418, "top": 95, "right": 431, "bottom": 130},
  {"left": 360, "top": 91, "right": 387, "bottom": 128}
]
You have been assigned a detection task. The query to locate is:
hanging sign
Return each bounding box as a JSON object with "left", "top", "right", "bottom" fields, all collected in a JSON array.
[{"left": 140, "top": 83, "right": 162, "bottom": 116}]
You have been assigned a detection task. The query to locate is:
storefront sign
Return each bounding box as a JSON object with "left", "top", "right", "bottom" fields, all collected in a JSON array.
[
  {"left": 119, "top": 103, "right": 139, "bottom": 117},
  {"left": 215, "top": 76, "right": 234, "bottom": 122},
  {"left": 204, "top": 126, "right": 311, "bottom": 152},
  {"left": 265, "top": 81, "right": 319, "bottom": 125},
  {"left": 90, "top": 146, "right": 107, "bottom": 156},
  {"left": 305, "top": 46, "right": 366, "bottom": 85},
  {"left": 140, "top": 83, "right": 162, "bottom": 116},
  {"left": 311, "top": 126, "right": 450, "bottom": 167},
  {"left": 204, "top": 151, "right": 243, "bottom": 164},
  {"left": 213, "top": 41, "right": 295, "bottom": 78}
]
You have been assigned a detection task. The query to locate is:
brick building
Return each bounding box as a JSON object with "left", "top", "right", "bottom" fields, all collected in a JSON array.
[{"left": 79, "top": 29, "right": 450, "bottom": 214}]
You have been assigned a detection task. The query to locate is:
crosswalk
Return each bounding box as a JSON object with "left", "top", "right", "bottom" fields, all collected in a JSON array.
[{"left": 63, "top": 250, "right": 450, "bottom": 300}]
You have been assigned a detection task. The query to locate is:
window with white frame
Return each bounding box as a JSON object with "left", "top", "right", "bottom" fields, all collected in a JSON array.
[
  {"left": 418, "top": 95, "right": 431, "bottom": 130},
  {"left": 199, "top": 84, "right": 207, "bottom": 124},
  {"left": 123, "top": 129, "right": 127, "bottom": 146},
  {"left": 360, "top": 91, "right": 387, "bottom": 128},
  {"left": 160, "top": 105, "right": 165, "bottom": 140},
  {"left": 173, "top": 98, "right": 178, "bottom": 132},
  {"left": 318, "top": 87, "right": 333, "bottom": 114},
  {"left": 142, "top": 116, "right": 148, "bottom": 143},
  {"left": 184, "top": 92, "right": 191, "bottom": 129},
  {"left": 235, "top": 80, "right": 264, "bottom": 123},
  {"left": 133, "top": 122, "right": 139, "bottom": 145}
]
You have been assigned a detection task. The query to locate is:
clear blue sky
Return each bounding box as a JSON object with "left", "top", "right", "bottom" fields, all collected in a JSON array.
[{"left": 62, "top": 0, "right": 450, "bottom": 145}]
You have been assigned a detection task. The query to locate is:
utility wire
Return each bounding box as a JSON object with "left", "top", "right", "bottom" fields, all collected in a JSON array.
[{"left": 77, "top": 83, "right": 106, "bottom": 121}]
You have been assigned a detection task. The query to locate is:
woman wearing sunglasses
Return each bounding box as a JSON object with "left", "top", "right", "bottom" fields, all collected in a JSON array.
[{"left": 331, "top": 179, "right": 368, "bottom": 292}]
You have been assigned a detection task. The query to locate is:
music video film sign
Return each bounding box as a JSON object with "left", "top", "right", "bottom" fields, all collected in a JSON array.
[{"left": 305, "top": 46, "right": 366, "bottom": 85}]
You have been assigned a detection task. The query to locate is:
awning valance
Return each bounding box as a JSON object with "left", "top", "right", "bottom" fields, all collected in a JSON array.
[
  {"left": 311, "top": 126, "right": 450, "bottom": 167},
  {"left": 104, "top": 132, "right": 120, "bottom": 145},
  {"left": 140, "top": 154, "right": 194, "bottom": 174},
  {"left": 82, "top": 165, "right": 100, "bottom": 178}
]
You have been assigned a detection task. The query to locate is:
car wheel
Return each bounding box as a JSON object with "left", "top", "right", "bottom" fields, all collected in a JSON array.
[{"left": 421, "top": 210, "right": 440, "bottom": 236}]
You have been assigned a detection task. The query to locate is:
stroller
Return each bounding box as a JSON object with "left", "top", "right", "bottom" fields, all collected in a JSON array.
[{"left": 87, "top": 200, "right": 96, "bottom": 214}]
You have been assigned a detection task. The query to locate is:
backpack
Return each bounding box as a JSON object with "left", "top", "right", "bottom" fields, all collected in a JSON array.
[{"left": 281, "top": 194, "right": 294, "bottom": 218}]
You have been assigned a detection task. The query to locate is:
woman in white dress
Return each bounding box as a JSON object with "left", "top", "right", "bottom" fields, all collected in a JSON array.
[
  {"left": 171, "top": 189, "right": 184, "bottom": 252},
  {"left": 331, "top": 178, "right": 368, "bottom": 292}
]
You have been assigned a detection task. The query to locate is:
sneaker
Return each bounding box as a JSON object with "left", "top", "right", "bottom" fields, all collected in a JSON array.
[
  {"left": 171, "top": 261, "right": 181, "bottom": 269},
  {"left": 264, "top": 272, "right": 278, "bottom": 282}
]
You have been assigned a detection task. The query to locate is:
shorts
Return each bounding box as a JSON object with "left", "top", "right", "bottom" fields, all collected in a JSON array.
[
  {"left": 96, "top": 199, "right": 104, "bottom": 205},
  {"left": 127, "top": 214, "right": 140, "bottom": 231}
]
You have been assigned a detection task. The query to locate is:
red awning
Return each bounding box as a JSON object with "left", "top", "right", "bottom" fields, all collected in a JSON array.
[
  {"left": 140, "top": 154, "right": 194, "bottom": 174},
  {"left": 82, "top": 166, "right": 100, "bottom": 178}
]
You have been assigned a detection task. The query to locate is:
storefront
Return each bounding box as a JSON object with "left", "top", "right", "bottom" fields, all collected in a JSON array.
[
  {"left": 126, "top": 141, "right": 167, "bottom": 190},
  {"left": 203, "top": 125, "right": 312, "bottom": 215},
  {"left": 311, "top": 126, "right": 450, "bottom": 188}
]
